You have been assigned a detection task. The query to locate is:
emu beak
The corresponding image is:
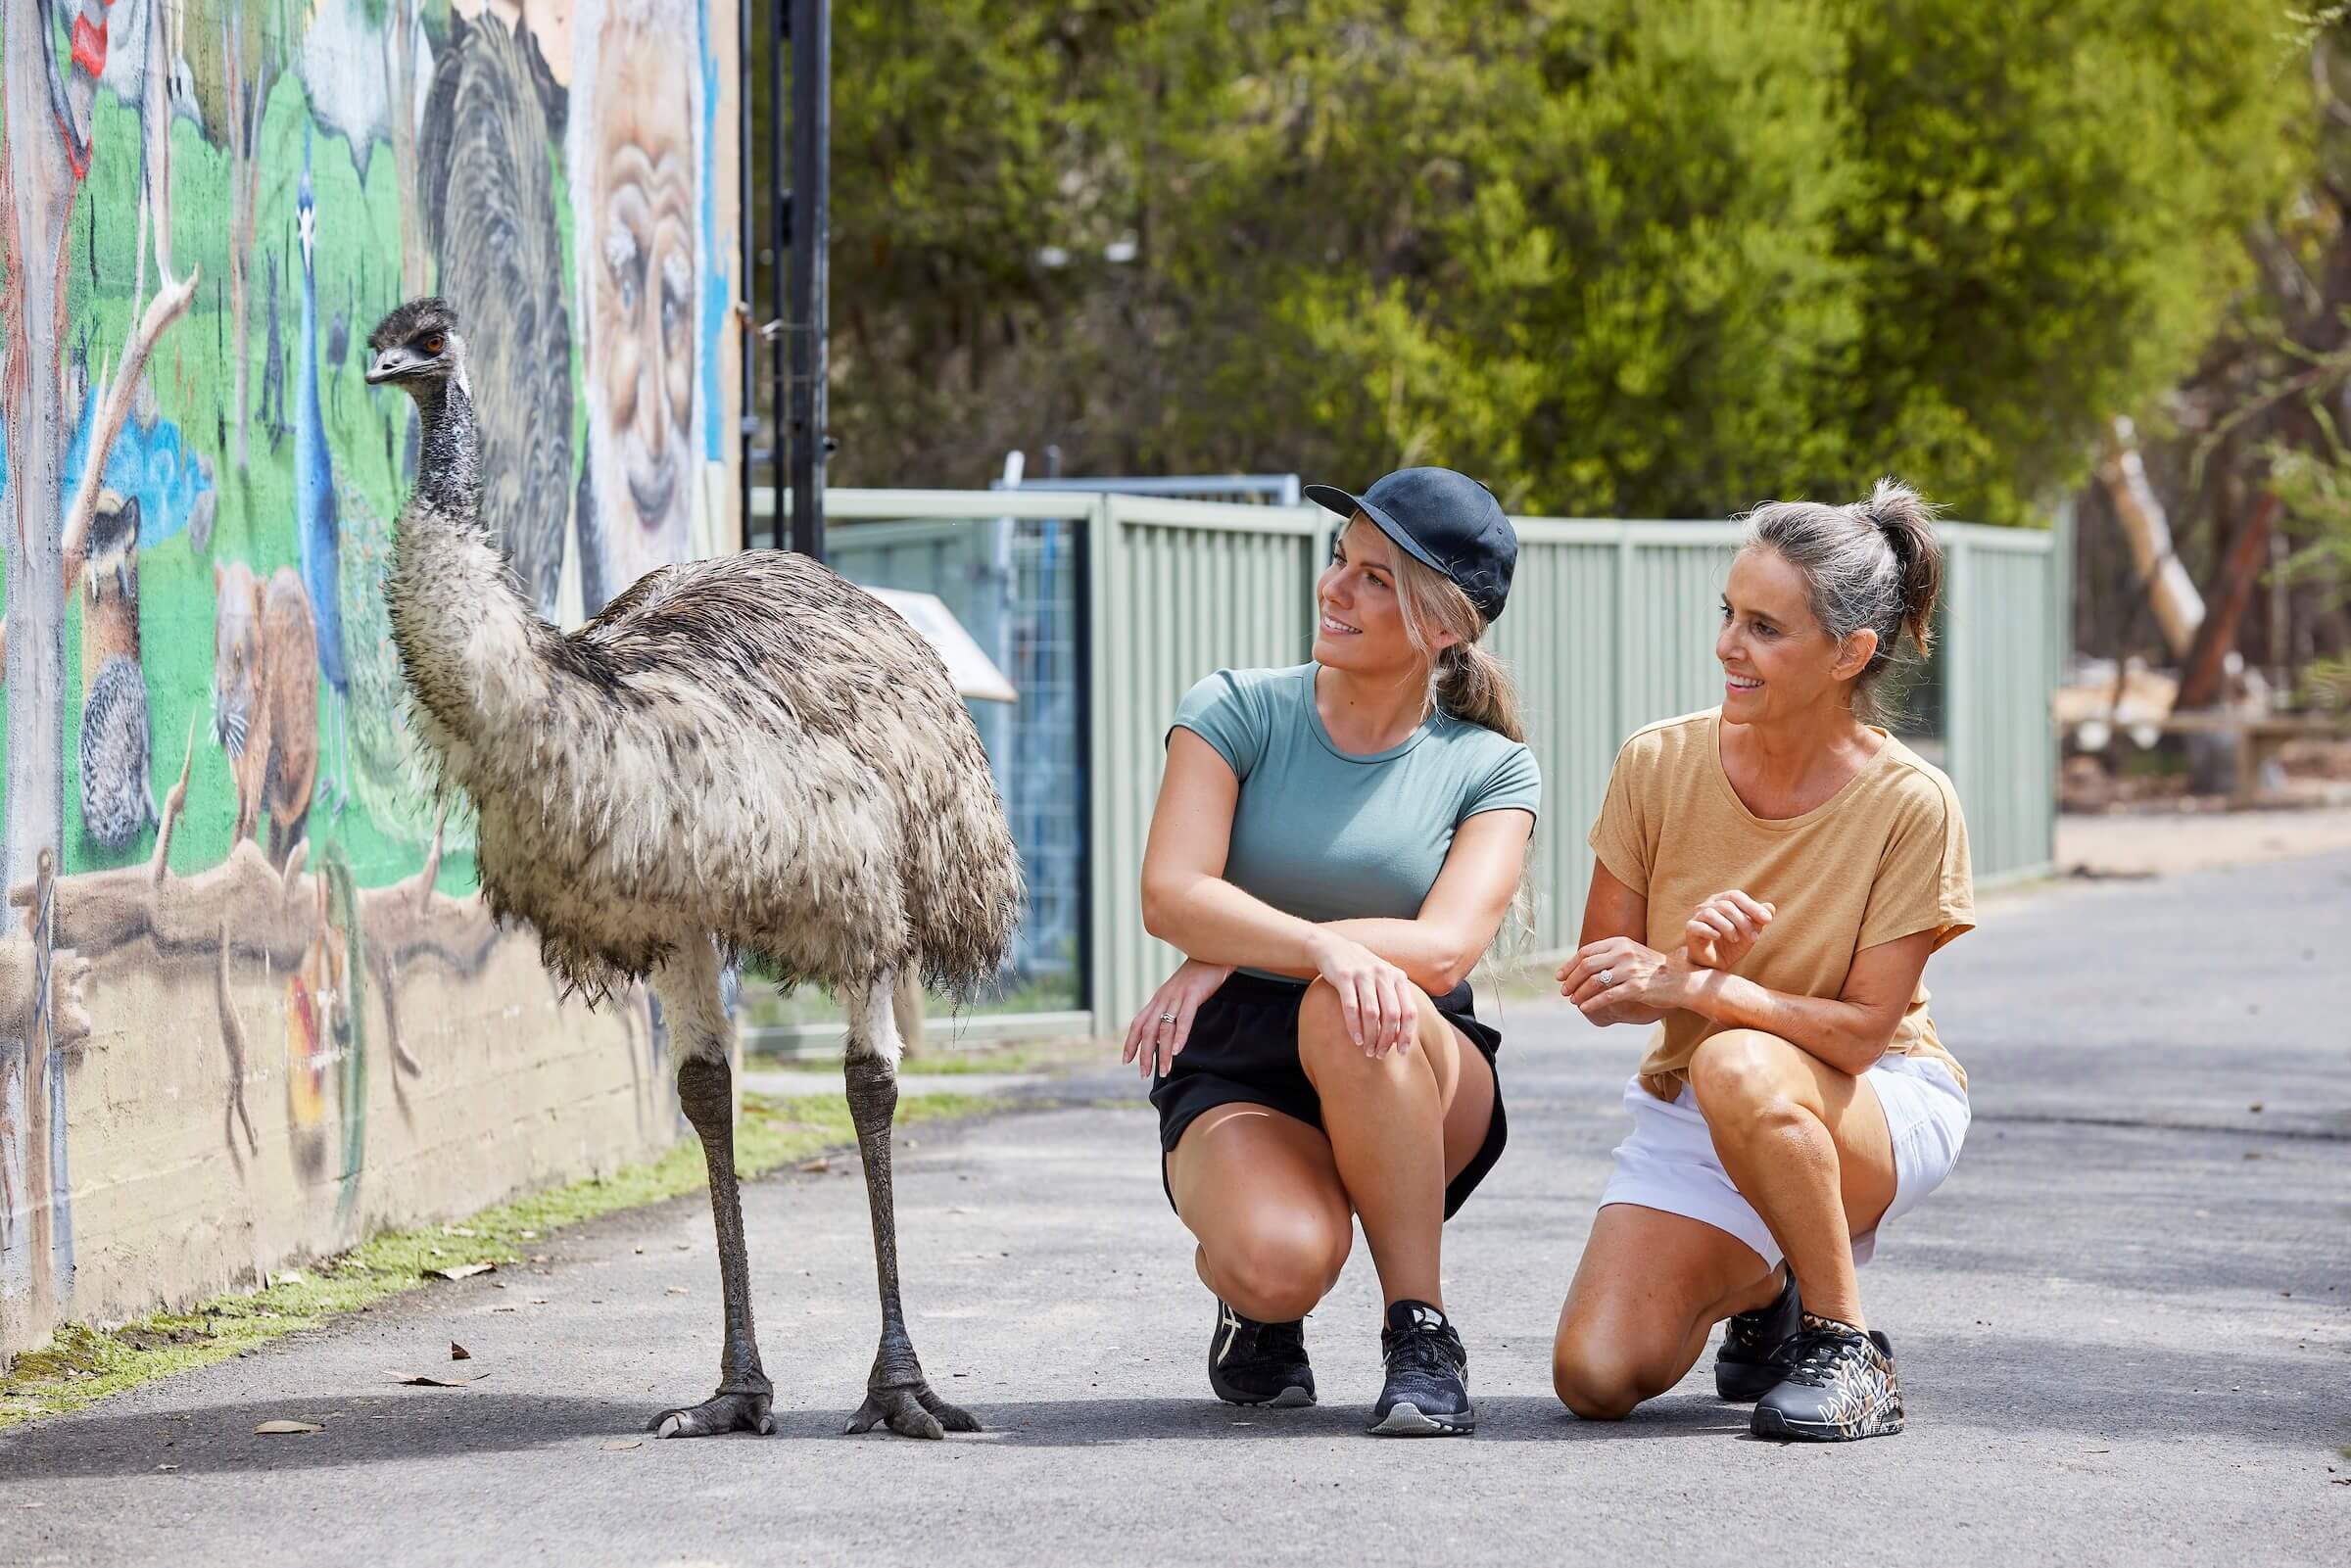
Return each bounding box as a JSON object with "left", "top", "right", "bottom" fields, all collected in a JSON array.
[{"left": 364, "top": 351, "right": 409, "bottom": 385}]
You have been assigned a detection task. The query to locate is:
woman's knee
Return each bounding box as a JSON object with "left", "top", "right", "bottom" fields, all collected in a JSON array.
[
  {"left": 1551, "top": 1324, "right": 1670, "bottom": 1422},
  {"left": 1296, "top": 980, "right": 1431, "bottom": 1086},
  {"left": 1203, "top": 1211, "right": 1351, "bottom": 1321},
  {"left": 1690, "top": 1029, "right": 1810, "bottom": 1130}
]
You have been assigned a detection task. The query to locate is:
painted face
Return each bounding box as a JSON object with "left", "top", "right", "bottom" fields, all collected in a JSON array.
[
  {"left": 1717, "top": 546, "right": 1870, "bottom": 721},
  {"left": 588, "top": 25, "right": 696, "bottom": 567},
  {"left": 1314, "top": 515, "right": 1445, "bottom": 674}
]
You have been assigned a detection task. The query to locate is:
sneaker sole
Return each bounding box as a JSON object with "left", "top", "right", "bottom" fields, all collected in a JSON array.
[
  {"left": 1713, "top": 1358, "right": 1786, "bottom": 1403},
  {"left": 1210, "top": 1380, "right": 1315, "bottom": 1408},
  {"left": 1366, "top": 1401, "right": 1474, "bottom": 1437},
  {"left": 1750, "top": 1403, "right": 1904, "bottom": 1442}
]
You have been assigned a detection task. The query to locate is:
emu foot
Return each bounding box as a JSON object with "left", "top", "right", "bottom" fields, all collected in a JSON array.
[
  {"left": 648, "top": 1388, "right": 774, "bottom": 1439},
  {"left": 845, "top": 1378, "right": 981, "bottom": 1441}
]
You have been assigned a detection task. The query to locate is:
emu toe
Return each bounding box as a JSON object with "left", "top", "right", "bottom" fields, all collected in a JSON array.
[
  {"left": 845, "top": 1380, "right": 982, "bottom": 1441},
  {"left": 648, "top": 1389, "right": 775, "bottom": 1439}
]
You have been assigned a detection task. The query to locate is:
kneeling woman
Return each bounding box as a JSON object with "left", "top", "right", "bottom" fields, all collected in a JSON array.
[
  {"left": 1124, "top": 467, "right": 1538, "bottom": 1437},
  {"left": 1553, "top": 481, "right": 1973, "bottom": 1442}
]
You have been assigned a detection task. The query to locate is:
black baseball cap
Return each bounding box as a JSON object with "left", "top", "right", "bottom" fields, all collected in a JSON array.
[{"left": 1304, "top": 466, "right": 1518, "bottom": 623}]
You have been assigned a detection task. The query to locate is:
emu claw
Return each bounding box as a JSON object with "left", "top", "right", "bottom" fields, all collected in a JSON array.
[
  {"left": 648, "top": 1389, "right": 774, "bottom": 1439},
  {"left": 845, "top": 1381, "right": 982, "bottom": 1440}
]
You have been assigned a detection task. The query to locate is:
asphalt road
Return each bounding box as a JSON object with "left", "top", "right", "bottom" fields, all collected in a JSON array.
[{"left": 5, "top": 853, "right": 2347, "bottom": 1566}]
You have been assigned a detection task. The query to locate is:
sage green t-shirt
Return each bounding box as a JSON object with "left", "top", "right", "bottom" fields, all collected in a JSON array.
[{"left": 1169, "top": 664, "right": 1542, "bottom": 934}]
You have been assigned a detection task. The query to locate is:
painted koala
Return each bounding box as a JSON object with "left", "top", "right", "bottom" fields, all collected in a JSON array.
[
  {"left": 213, "top": 561, "right": 321, "bottom": 867},
  {"left": 78, "top": 492, "right": 156, "bottom": 850}
]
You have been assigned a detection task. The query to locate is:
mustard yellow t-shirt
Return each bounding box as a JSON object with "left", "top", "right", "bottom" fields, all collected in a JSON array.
[{"left": 1587, "top": 709, "right": 1974, "bottom": 1099}]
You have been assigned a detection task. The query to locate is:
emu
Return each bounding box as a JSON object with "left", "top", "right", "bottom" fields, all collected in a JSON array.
[{"left": 364, "top": 298, "right": 1023, "bottom": 1440}]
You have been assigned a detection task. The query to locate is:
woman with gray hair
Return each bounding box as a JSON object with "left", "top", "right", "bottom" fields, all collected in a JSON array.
[{"left": 1550, "top": 480, "right": 1973, "bottom": 1442}]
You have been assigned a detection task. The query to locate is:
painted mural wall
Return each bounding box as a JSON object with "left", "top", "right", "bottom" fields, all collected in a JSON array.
[{"left": 0, "top": 0, "right": 743, "bottom": 1359}]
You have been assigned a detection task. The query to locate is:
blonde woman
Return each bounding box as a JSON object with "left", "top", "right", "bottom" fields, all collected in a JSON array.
[
  {"left": 1553, "top": 480, "right": 1972, "bottom": 1442},
  {"left": 1125, "top": 468, "right": 1538, "bottom": 1436}
]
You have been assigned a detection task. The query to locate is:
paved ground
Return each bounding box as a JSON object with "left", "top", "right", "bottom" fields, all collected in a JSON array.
[
  {"left": 2054, "top": 804, "right": 2351, "bottom": 879},
  {"left": 5, "top": 852, "right": 2348, "bottom": 1566}
]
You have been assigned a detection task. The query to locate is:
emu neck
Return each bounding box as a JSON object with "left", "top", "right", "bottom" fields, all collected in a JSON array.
[
  {"left": 410, "top": 376, "right": 483, "bottom": 522},
  {"left": 390, "top": 372, "right": 547, "bottom": 743}
]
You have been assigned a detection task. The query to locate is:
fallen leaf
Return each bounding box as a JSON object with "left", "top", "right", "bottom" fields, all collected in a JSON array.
[
  {"left": 253, "top": 1420, "right": 323, "bottom": 1436},
  {"left": 450, "top": 1227, "right": 478, "bottom": 1238},
  {"left": 602, "top": 1439, "right": 643, "bottom": 1452},
  {"left": 530, "top": 1255, "right": 551, "bottom": 1264},
  {"left": 796, "top": 1158, "right": 831, "bottom": 1174},
  {"left": 519, "top": 1230, "right": 539, "bottom": 1241},
  {"left": 426, "top": 1262, "right": 495, "bottom": 1283},
  {"left": 493, "top": 1307, "right": 518, "bottom": 1313},
  {"left": 451, "top": 1343, "right": 472, "bottom": 1361},
  {"left": 665, "top": 1286, "right": 689, "bottom": 1296},
  {"left": 388, "top": 1371, "right": 489, "bottom": 1388},
  {"left": 157, "top": 1463, "right": 178, "bottom": 1472},
  {"left": 529, "top": 1298, "right": 551, "bottom": 1306}
]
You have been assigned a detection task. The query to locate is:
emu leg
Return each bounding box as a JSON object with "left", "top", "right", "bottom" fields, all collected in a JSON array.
[
  {"left": 844, "top": 974, "right": 978, "bottom": 1440},
  {"left": 646, "top": 964, "right": 773, "bottom": 1438}
]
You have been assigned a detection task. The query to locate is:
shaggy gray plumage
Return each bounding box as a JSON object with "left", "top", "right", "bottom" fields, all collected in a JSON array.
[{"left": 366, "top": 298, "right": 1024, "bottom": 1441}]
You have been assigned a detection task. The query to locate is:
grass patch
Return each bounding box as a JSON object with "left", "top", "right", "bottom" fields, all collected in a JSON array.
[
  {"left": 754, "top": 1039, "right": 1098, "bottom": 1077},
  {"left": 0, "top": 1089, "right": 989, "bottom": 1431}
]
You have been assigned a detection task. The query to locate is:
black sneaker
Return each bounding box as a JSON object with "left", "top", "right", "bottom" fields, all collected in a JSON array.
[
  {"left": 1207, "top": 1299, "right": 1315, "bottom": 1407},
  {"left": 1751, "top": 1314, "right": 1904, "bottom": 1442},
  {"left": 1367, "top": 1300, "right": 1474, "bottom": 1437},
  {"left": 1715, "top": 1266, "right": 1801, "bottom": 1402}
]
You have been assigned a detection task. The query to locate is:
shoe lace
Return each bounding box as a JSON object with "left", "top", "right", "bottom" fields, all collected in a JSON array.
[
  {"left": 1780, "top": 1328, "right": 1862, "bottom": 1389},
  {"left": 1226, "top": 1315, "right": 1304, "bottom": 1372},
  {"left": 1384, "top": 1323, "right": 1463, "bottom": 1383}
]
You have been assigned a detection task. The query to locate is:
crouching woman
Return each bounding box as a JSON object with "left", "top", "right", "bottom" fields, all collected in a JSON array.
[
  {"left": 1124, "top": 467, "right": 1537, "bottom": 1437},
  {"left": 1552, "top": 480, "right": 1974, "bottom": 1443}
]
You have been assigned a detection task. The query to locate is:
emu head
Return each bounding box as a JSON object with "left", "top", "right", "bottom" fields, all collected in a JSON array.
[{"left": 365, "top": 298, "right": 466, "bottom": 397}]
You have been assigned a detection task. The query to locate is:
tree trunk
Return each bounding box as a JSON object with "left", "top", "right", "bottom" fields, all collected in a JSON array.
[
  {"left": 2, "top": 0, "right": 84, "bottom": 1347},
  {"left": 2176, "top": 492, "right": 2281, "bottom": 713},
  {"left": 391, "top": 1, "right": 430, "bottom": 296},
  {"left": 5, "top": 5, "right": 82, "bottom": 893},
  {"left": 226, "top": 13, "right": 261, "bottom": 472},
  {"left": 2096, "top": 415, "right": 2206, "bottom": 661}
]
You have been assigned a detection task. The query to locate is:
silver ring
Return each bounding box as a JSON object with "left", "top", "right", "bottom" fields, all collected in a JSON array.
[
  {"left": 1598, "top": 968, "right": 1614, "bottom": 987},
  {"left": 1158, "top": 1013, "right": 1178, "bottom": 1024}
]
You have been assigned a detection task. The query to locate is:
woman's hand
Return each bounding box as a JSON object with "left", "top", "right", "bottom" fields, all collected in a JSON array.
[
  {"left": 1683, "top": 889, "right": 1774, "bottom": 970},
  {"left": 1308, "top": 930, "right": 1418, "bottom": 1057},
  {"left": 1122, "top": 959, "right": 1235, "bottom": 1080},
  {"left": 1558, "top": 936, "right": 1696, "bottom": 1024}
]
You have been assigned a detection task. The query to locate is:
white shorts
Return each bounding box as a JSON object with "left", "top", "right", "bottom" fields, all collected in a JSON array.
[{"left": 1596, "top": 1052, "right": 1969, "bottom": 1268}]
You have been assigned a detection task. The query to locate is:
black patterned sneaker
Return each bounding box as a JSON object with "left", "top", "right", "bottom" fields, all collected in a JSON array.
[
  {"left": 1715, "top": 1265, "right": 1801, "bottom": 1402},
  {"left": 1207, "top": 1299, "right": 1315, "bottom": 1407},
  {"left": 1751, "top": 1314, "right": 1904, "bottom": 1442},
  {"left": 1367, "top": 1300, "right": 1474, "bottom": 1437}
]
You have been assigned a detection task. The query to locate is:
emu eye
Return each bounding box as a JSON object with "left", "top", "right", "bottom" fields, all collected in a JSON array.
[{"left": 422, "top": 334, "right": 445, "bottom": 356}]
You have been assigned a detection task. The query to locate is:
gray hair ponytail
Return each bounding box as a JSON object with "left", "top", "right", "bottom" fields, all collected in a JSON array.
[{"left": 1740, "top": 478, "right": 1944, "bottom": 721}]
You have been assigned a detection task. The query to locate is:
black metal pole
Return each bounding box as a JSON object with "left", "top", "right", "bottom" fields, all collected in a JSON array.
[
  {"left": 739, "top": 0, "right": 755, "bottom": 553},
  {"left": 786, "top": 0, "right": 829, "bottom": 560},
  {"left": 769, "top": 0, "right": 791, "bottom": 550}
]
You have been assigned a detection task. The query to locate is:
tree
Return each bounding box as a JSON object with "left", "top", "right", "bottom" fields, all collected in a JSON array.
[{"left": 816, "top": 0, "right": 2296, "bottom": 528}]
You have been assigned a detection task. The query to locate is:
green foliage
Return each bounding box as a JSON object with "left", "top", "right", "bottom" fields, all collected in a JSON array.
[
  {"left": 1826, "top": 0, "right": 2296, "bottom": 523},
  {"left": 822, "top": 0, "right": 2298, "bottom": 524}
]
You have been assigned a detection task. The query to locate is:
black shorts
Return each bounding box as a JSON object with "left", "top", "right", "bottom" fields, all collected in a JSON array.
[{"left": 1149, "top": 971, "right": 1508, "bottom": 1222}]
